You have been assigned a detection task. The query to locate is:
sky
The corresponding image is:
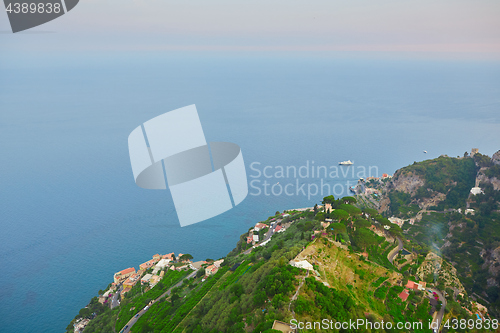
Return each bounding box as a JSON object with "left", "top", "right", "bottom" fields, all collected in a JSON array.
[{"left": 1, "top": 0, "right": 500, "bottom": 58}]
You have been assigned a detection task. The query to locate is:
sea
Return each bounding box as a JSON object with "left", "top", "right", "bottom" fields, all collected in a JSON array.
[{"left": 1, "top": 53, "right": 499, "bottom": 332}]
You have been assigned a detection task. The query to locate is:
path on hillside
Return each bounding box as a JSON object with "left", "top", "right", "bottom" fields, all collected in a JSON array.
[
  {"left": 120, "top": 270, "right": 197, "bottom": 333},
  {"left": 429, "top": 288, "right": 446, "bottom": 332},
  {"left": 288, "top": 271, "right": 309, "bottom": 320},
  {"left": 387, "top": 237, "right": 403, "bottom": 264}
]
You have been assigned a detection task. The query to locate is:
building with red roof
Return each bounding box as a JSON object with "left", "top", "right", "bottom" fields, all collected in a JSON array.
[
  {"left": 399, "top": 290, "right": 409, "bottom": 301},
  {"left": 114, "top": 267, "right": 136, "bottom": 284},
  {"left": 162, "top": 252, "right": 174, "bottom": 260}
]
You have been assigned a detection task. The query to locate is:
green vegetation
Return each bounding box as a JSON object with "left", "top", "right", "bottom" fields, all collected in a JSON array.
[
  {"left": 69, "top": 150, "right": 500, "bottom": 331},
  {"left": 395, "top": 155, "right": 477, "bottom": 212},
  {"left": 115, "top": 270, "right": 188, "bottom": 331}
]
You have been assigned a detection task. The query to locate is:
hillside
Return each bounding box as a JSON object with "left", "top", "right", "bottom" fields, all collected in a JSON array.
[
  {"left": 67, "top": 149, "right": 500, "bottom": 333},
  {"left": 69, "top": 202, "right": 493, "bottom": 332},
  {"left": 356, "top": 149, "right": 500, "bottom": 319}
]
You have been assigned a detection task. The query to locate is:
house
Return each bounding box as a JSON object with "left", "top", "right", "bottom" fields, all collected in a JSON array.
[
  {"left": 253, "top": 234, "right": 259, "bottom": 242},
  {"left": 465, "top": 209, "right": 475, "bottom": 215},
  {"left": 213, "top": 259, "right": 224, "bottom": 268},
  {"left": 114, "top": 267, "right": 136, "bottom": 284},
  {"left": 150, "top": 275, "right": 161, "bottom": 285},
  {"left": 406, "top": 280, "right": 417, "bottom": 290},
  {"left": 162, "top": 252, "right": 175, "bottom": 260},
  {"left": 289, "top": 259, "right": 314, "bottom": 271},
  {"left": 275, "top": 225, "right": 282, "bottom": 232},
  {"left": 177, "top": 253, "right": 184, "bottom": 261},
  {"left": 470, "top": 187, "right": 484, "bottom": 195},
  {"left": 74, "top": 318, "right": 91, "bottom": 333},
  {"left": 121, "top": 286, "right": 131, "bottom": 297},
  {"left": 254, "top": 223, "right": 267, "bottom": 231},
  {"left": 247, "top": 236, "right": 253, "bottom": 244},
  {"left": 272, "top": 320, "right": 296, "bottom": 333},
  {"left": 140, "top": 259, "right": 158, "bottom": 270},
  {"left": 282, "top": 213, "right": 290, "bottom": 218},
  {"left": 388, "top": 217, "right": 404, "bottom": 227},
  {"left": 205, "top": 264, "right": 219, "bottom": 276},
  {"left": 153, "top": 254, "right": 161, "bottom": 260},
  {"left": 159, "top": 270, "right": 165, "bottom": 278},
  {"left": 321, "top": 221, "right": 330, "bottom": 229},
  {"left": 398, "top": 290, "right": 409, "bottom": 301},
  {"left": 141, "top": 274, "right": 153, "bottom": 284},
  {"left": 155, "top": 259, "right": 171, "bottom": 269},
  {"left": 123, "top": 274, "right": 141, "bottom": 289}
]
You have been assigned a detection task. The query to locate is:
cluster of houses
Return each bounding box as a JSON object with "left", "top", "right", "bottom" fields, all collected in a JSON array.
[
  {"left": 73, "top": 318, "right": 90, "bottom": 333},
  {"left": 398, "top": 280, "right": 428, "bottom": 301},
  {"left": 201, "top": 259, "right": 224, "bottom": 281},
  {"left": 111, "top": 252, "right": 195, "bottom": 298},
  {"left": 246, "top": 219, "right": 285, "bottom": 245}
]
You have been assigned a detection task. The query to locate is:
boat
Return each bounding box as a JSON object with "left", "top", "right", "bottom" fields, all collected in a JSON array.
[
  {"left": 339, "top": 160, "right": 353, "bottom": 165},
  {"left": 423, "top": 150, "right": 427, "bottom": 153}
]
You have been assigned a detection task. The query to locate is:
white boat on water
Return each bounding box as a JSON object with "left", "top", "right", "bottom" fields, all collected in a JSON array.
[
  {"left": 339, "top": 160, "right": 353, "bottom": 165},
  {"left": 423, "top": 150, "right": 427, "bottom": 153}
]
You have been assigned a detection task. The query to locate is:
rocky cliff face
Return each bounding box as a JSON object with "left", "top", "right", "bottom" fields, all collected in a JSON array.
[
  {"left": 388, "top": 171, "right": 425, "bottom": 194},
  {"left": 476, "top": 172, "right": 500, "bottom": 191},
  {"left": 492, "top": 150, "right": 500, "bottom": 166},
  {"left": 481, "top": 246, "right": 500, "bottom": 288},
  {"left": 475, "top": 150, "right": 500, "bottom": 190}
]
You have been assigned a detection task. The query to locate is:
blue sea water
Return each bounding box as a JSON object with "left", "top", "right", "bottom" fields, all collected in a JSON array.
[{"left": 1, "top": 53, "right": 500, "bottom": 332}]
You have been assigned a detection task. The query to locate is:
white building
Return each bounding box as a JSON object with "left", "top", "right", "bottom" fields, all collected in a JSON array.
[
  {"left": 253, "top": 234, "right": 259, "bottom": 242},
  {"left": 155, "top": 259, "right": 171, "bottom": 269},
  {"left": 289, "top": 259, "right": 314, "bottom": 271},
  {"left": 470, "top": 187, "right": 484, "bottom": 195},
  {"left": 213, "top": 259, "right": 224, "bottom": 268},
  {"left": 388, "top": 217, "right": 404, "bottom": 227},
  {"left": 465, "top": 209, "right": 475, "bottom": 215},
  {"left": 141, "top": 274, "right": 153, "bottom": 284}
]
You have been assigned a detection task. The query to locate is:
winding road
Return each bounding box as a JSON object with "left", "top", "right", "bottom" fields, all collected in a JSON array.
[
  {"left": 429, "top": 288, "right": 446, "bottom": 332},
  {"left": 388, "top": 237, "right": 403, "bottom": 264},
  {"left": 120, "top": 270, "right": 198, "bottom": 333}
]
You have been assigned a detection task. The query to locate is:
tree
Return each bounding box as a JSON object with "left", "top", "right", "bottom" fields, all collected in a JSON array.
[
  {"left": 314, "top": 204, "right": 318, "bottom": 215},
  {"left": 330, "top": 223, "right": 346, "bottom": 241},
  {"left": 436, "top": 301, "right": 442, "bottom": 311},
  {"left": 315, "top": 212, "right": 325, "bottom": 221},
  {"left": 180, "top": 254, "right": 193, "bottom": 261},
  {"left": 196, "top": 268, "right": 205, "bottom": 278},
  {"left": 339, "top": 204, "right": 361, "bottom": 216},
  {"left": 343, "top": 196, "right": 357, "bottom": 204},
  {"left": 171, "top": 293, "right": 180, "bottom": 305},
  {"left": 230, "top": 283, "right": 244, "bottom": 297},
  {"left": 332, "top": 209, "right": 349, "bottom": 221},
  {"left": 322, "top": 195, "right": 335, "bottom": 205},
  {"left": 362, "top": 207, "right": 378, "bottom": 217}
]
